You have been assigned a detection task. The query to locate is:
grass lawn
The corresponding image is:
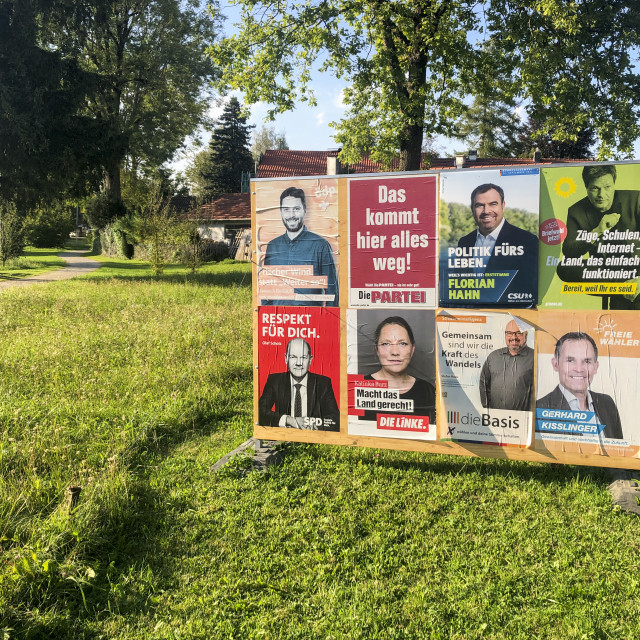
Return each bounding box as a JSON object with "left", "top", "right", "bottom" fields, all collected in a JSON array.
[
  {"left": 0, "top": 248, "right": 69, "bottom": 280},
  {"left": 1, "top": 256, "right": 639, "bottom": 639}
]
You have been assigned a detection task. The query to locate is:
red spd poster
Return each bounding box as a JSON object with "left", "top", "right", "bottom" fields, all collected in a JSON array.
[
  {"left": 257, "top": 306, "right": 341, "bottom": 432},
  {"left": 349, "top": 175, "right": 438, "bottom": 307}
]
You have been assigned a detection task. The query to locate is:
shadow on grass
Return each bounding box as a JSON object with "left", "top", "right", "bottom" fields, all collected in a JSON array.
[
  {"left": 6, "top": 400, "right": 252, "bottom": 638},
  {"left": 89, "top": 261, "right": 252, "bottom": 288},
  {"left": 268, "top": 440, "right": 613, "bottom": 488}
]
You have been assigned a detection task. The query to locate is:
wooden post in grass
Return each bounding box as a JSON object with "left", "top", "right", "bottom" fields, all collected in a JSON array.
[{"left": 67, "top": 486, "right": 82, "bottom": 512}]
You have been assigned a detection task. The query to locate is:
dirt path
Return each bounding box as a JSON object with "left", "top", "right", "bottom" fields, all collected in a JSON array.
[{"left": 0, "top": 251, "right": 101, "bottom": 291}]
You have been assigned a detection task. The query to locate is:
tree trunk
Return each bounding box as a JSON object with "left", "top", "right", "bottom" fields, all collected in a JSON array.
[
  {"left": 398, "top": 122, "right": 424, "bottom": 171},
  {"left": 104, "top": 163, "right": 122, "bottom": 204}
]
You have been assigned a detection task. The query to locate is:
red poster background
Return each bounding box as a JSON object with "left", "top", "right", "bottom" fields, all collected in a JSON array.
[
  {"left": 349, "top": 175, "right": 437, "bottom": 289},
  {"left": 258, "top": 306, "right": 341, "bottom": 399}
]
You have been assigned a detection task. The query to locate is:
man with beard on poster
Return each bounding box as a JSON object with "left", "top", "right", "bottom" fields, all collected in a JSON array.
[
  {"left": 536, "top": 332, "right": 623, "bottom": 439},
  {"left": 479, "top": 319, "right": 534, "bottom": 411},
  {"left": 258, "top": 337, "right": 340, "bottom": 431},
  {"left": 457, "top": 183, "right": 538, "bottom": 303},
  {"left": 559, "top": 165, "right": 640, "bottom": 309},
  {"left": 262, "top": 186, "right": 339, "bottom": 306}
]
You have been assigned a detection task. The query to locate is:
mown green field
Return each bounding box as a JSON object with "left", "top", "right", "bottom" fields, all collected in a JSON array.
[
  {"left": 0, "top": 248, "right": 68, "bottom": 280},
  {"left": 1, "top": 256, "right": 639, "bottom": 639}
]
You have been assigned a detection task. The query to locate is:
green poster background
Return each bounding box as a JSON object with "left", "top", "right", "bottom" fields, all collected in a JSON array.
[{"left": 538, "top": 162, "right": 640, "bottom": 309}]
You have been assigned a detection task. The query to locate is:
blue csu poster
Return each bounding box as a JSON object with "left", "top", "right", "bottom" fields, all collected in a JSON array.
[{"left": 439, "top": 168, "right": 540, "bottom": 307}]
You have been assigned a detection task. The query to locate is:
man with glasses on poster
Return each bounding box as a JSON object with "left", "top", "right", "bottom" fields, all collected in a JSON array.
[
  {"left": 479, "top": 319, "right": 534, "bottom": 411},
  {"left": 258, "top": 337, "right": 340, "bottom": 431},
  {"left": 262, "top": 186, "right": 339, "bottom": 306}
]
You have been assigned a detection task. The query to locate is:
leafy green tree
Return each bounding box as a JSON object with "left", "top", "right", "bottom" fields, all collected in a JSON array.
[
  {"left": 183, "top": 150, "right": 211, "bottom": 202},
  {"left": 24, "top": 203, "right": 76, "bottom": 248},
  {"left": 199, "top": 98, "right": 254, "bottom": 201},
  {"left": 0, "top": 199, "right": 25, "bottom": 267},
  {"left": 515, "top": 109, "right": 595, "bottom": 160},
  {"left": 0, "top": 0, "right": 106, "bottom": 208},
  {"left": 50, "top": 0, "right": 219, "bottom": 214},
  {"left": 251, "top": 125, "right": 289, "bottom": 163},
  {"left": 494, "top": 0, "right": 640, "bottom": 158},
  {"left": 212, "top": 1, "right": 479, "bottom": 171},
  {"left": 212, "top": 0, "right": 640, "bottom": 169},
  {"left": 135, "top": 189, "right": 178, "bottom": 275}
]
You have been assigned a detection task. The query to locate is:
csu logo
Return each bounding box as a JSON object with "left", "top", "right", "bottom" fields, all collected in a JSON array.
[{"left": 507, "top": 292, "right": 533, "bottom": 301}]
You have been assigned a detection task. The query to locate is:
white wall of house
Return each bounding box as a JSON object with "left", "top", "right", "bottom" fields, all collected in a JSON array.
[{"left": 197, "top": 223, "right": 226, "bottom": 242}]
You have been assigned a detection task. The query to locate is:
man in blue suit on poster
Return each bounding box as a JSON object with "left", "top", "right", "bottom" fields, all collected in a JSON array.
[{"left": 456, "top": 183, "right": 538, "bottom": 305}]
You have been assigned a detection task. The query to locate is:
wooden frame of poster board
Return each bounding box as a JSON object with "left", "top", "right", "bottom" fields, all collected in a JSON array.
[{"left": 252, "top": 169, "right": 640, "bottom": 471}]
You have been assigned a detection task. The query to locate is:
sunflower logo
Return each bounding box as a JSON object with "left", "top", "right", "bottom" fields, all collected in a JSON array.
[{"left": 554, "top": 176, "right": 577, "bottom": 198}]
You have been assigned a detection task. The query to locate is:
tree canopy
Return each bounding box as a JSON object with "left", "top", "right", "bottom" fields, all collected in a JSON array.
[
  {"left": 1, "top": 0, "right": 220, "bottom": 214},
  {"left": 211, "top": 0, "right": 640, "bottom": 170},
  {"left": 251, "top": 125, "right": 289, "bottom": 164},
  {"left": 0, "top": 0, "right": 107, "bottom": 207},
  {"left": 55, "top": 0, "right": 220, "bottom": 206}
]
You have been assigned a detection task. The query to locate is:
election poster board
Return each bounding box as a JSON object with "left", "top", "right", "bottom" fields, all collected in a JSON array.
[
  {"left": 436, "top": 310, "right": 534, "bottom": 447},
  {"left": 439, "top": 169, "right": 540, "bottom": 307},
  {"left": 346, "top": 309, "right": 437, "bottom": 441},
  {"left": 348, "top": 174, "right": 438, "bottom": 308},
  {"left": 257, "top": 306, "right": 341, "bottom": 432},
  {"left": 535, "top": 311, "right": 640, "bottom": 458},
  {"left": 255, "top": 177, "right": 340, "bottom": 307},
  {"left": 252, "top": 170, "right": 640, "bottom": 471},
  {"left": 538, "top": 163, "right": 640, "bottom": 310}
]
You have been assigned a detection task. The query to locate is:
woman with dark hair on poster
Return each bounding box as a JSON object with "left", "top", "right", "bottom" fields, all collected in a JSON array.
[{"left": 362, "top": 316, "right": 436, "bottom": 422}]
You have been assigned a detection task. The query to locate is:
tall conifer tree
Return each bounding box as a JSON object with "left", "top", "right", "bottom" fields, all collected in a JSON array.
[{"left": 200, "top": 98, "right": 254, "bottom": 201}]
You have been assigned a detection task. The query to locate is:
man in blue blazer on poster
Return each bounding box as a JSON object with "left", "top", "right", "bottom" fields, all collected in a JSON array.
[{"left": 457, "top": 183, "right": 538, "bottom": 304}]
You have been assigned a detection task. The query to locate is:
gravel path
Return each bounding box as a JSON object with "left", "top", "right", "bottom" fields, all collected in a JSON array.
[{"left": 0, "top": 251, "right": 101, "bottom": 291}]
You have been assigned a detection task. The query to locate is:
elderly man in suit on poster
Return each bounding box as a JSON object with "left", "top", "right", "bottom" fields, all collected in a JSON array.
[{"left": 258, "top": 337, "right": 340, "bottom": 431}]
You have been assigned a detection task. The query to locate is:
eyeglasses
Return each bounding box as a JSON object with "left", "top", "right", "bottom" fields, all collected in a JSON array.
[
  {"left": 505, "top": 331, "right": 524, "bottom": 337},
  {"left": 377, "top": 341, "right": 412, "bottom": 350}
]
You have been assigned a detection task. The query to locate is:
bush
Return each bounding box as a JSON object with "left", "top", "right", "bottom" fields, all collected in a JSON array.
[
  {"left": 0, "top": 198, "right": 25, "bottom": 265},
  {"left": 200, "top": 240, "right": 231, "bottom": 262},
  {"left": 24, "top": 203, "right": 75, "bottom": 248},
  {"left": 98, "top": 224, "right": 136, "bottom": 259},
  {"left": 85, "top": 194, "right": 126, "bottom": 230}
]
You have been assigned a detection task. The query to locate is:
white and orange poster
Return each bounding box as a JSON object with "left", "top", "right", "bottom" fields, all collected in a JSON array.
[
  {"left": 437, "top": 310, "right": 534, "bottom": 447},
  {"left": 255, "top": 178, "right": 339, "bottom": 307},
  {"left": 535, "top": 311, "right": 640, "bottom": 457}
]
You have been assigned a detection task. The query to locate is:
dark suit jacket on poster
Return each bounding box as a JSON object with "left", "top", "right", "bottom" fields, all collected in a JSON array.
[
  {"left": 258, "top": 372, "right": 340, "bottom": 431},
  {"left": 536, "top": 386, "right": 623, "bottom": 439},
  {"left": 457, "top": 220, "right": 538, "bottom": 303},
  {"left": 558, "top": 191, "right": 640, "bottom": 309}
]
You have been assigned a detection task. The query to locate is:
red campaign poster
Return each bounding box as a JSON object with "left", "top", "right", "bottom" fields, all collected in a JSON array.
[
  {"left": 257, "top": 306, "right": 341, "bottom": 432},
  {"left": 349, "top": 175, "right": 438, "bottom": 307}
]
